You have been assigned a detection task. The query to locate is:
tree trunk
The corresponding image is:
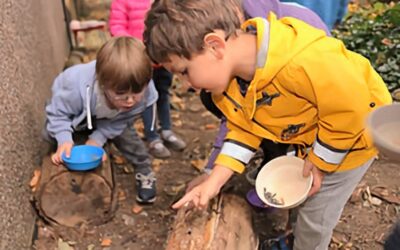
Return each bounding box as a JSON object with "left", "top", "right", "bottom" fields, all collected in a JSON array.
[
  {"left": 166, "top": 194, "right": 259, "bottom": 250},
  {"left": 33, "top": 154, "right": 117, "bottom": 228}
]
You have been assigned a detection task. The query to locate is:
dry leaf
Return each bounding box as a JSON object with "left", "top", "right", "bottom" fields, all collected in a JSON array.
[
  {"left": 58, "top": 238, "right": 74, "bottom": 250},
  {"left": 163, "top": 183, "right": 186, "bottom": 196},
  {"left": 201, "top": 111, "right": 212, "bottom": 117},
  {"left": 188, "top": 103, "right": 203, "bottom": 113},
  {"left": 190, "top": 159, "right": 206, "bottom": 172},
  {"left": 170, "top": 94, "right": 183, "bottom": 104},
  {"left": 100, "top": 238, "right": 112, "bottom": 247},
  {"left": 30, "top": 169, "right": 41, "bottom": 192},
  {"left": 173, "top": 120, "right": 183, "bottom": 127},
  {"left": 123, "top": 166, "right": 133, "bottom": 174},
  {"left": 171, "top": 113, "right": 180, "bottom": 119},
  {"left": 132, "top": 204, "right": 143, "bottom": 214},
  {"left": 152, "top": 159, "right": 163, "bottom": 172},
  {"left": 204, "top": 124, "right": 217, "bottom": 130},
  {"left": 379, "top": 195, "right": 400, "bottom": 205},
  {"left": 118, "top": 190, "right": 126, "bottom": 201},
  {"left": 133, "top": 121, "right": 144, "bottom": 137},
  {"left": 112, "top": 155, "right": 126, "bottom": 165}
]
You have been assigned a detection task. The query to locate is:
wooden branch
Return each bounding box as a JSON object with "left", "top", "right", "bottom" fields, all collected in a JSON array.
[{"left": 166, "top": 194, "right": 259, "bottom": 250}]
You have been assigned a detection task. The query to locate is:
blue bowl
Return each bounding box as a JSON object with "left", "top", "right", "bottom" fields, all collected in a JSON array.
[{"left": 62, "top": 145, "right": 104, "bottom": 171}]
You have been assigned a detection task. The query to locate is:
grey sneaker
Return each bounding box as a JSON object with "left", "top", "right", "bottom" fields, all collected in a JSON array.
[
  {"left": 161, "top": 130, "right": 186, "bottom": 151},
  {"left": 135, "top": 172, "right": 156, "bottom": 204},
  {"left": 149, "top": 139, "right": 171, "bottom": 159}
]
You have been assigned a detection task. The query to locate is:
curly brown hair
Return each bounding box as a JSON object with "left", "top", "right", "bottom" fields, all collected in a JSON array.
[{"left": 143, "top": 0, "right": 242, "bottom": 63}]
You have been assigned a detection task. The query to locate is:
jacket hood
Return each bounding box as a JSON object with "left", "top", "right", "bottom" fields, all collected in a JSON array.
[{"left": 241, "top": 14, "right": 327, "bottom": 117}]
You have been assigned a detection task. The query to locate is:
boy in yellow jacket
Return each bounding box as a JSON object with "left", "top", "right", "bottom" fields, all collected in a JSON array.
[{"left": 144, "top": 0, "right": 392, "bottom": 249}]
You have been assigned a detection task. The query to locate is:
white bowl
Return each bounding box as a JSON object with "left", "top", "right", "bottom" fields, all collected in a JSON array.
[
  {"left": 255, "top": 156, "right": 313, "bottom": 209},
  {"left": 367, "top": 104, "right": 400, "bottom": 162}
]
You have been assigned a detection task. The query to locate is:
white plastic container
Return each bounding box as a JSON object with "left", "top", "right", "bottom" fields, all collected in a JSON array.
[{"left": 255, "top": 155, "right": 313, "bottom": 209}]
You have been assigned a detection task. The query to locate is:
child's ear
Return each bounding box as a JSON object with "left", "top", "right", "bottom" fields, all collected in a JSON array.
[{"left": 203, "top": 33, "right": 225, "bottom": 59}]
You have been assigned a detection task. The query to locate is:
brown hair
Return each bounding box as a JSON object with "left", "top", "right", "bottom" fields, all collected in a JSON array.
[
  {"left": 96, "top": 36, "right": 152, "bottom": 93},
  {"left": 144, "top": 0, "right": 241, "bottom": 63}
]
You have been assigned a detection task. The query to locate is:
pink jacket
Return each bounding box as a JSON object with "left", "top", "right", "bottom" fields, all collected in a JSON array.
[{"left": 109, "top": 0, "right": 151, "bottom": 40}]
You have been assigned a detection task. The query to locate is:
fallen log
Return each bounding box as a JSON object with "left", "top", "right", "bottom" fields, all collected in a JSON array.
[
  {"left": 32, "top": 153, "right": 117, "bottom": 228},
  {"left": 166, "top": 193, "right": 259, "bottom": 250}
]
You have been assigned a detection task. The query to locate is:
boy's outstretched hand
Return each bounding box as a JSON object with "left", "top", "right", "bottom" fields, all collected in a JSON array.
[
  {"left": 172, "top": 165, "right": 234, "bottom": 210},
  {"left": 85, "top": 139, "right": 107, "bottom": 162},
  {"left": 186, "top": 173, "right": 209, "bottom": 192},
  {"left": 51, "top": 142, "right": 74, "bottom": 165},
  {"left": 303, "top": 158, "right": 325, "bottom": 197}
]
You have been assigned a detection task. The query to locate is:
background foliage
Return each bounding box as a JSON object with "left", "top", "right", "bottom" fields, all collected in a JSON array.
[{"left": 333, "top": 2, "right": 400, "bottom": 91}]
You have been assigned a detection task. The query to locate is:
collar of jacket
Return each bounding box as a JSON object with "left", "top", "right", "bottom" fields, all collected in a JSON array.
[{"left": 240, "top": 16, "right": 271, "bottom": 120}]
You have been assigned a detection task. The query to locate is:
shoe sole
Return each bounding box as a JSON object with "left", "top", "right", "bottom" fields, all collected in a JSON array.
[
  {"left": 150, "top": 153, "right": 171, "bottom": 159},
  {"left": 136, "top": 195, "right": 156, "bottom": 204},
  {"left": 163, "top": 140, "right": 186, "bottom": 152}
]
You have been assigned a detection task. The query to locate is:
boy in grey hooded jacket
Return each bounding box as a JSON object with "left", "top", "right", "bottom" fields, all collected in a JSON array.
[{"left": 44, "top": 37, "right": 158, "bottom": 203}]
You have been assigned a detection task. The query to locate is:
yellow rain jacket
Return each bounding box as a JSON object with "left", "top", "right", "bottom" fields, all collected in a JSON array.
[{"left": 213, "top": 15, "right": 392, "bottom": 173}]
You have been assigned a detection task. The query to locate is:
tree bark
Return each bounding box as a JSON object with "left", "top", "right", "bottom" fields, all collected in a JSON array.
[
  {"left": 166, "top": 194, "right": 259, "bottom": 250},
  {"left": 33, "top": 154, "right": 117, "bottom": 228}
]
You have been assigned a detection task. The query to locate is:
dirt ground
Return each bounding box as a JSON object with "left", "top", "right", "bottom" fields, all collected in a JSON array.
[
  {"left": 32, "top": 91, "right": 400, "bottom": 250},
  {"left": 31, "top": 2, "right": 400, "bottom": 247}
]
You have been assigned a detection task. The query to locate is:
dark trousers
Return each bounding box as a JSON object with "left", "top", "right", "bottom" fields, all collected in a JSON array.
[
  {"left": 385, "top": 220, "right": 400, "bottom": 250},
  {"left": 142, "top": 67, "right": 173, "bottom": 141}
]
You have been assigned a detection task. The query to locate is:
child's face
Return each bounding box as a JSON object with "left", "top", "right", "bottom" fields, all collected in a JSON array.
[
  {"left": 103, "top": 88, "right": 144, "bottom": 111},
  {"left": 163, "top": 51, "right": 232, "bottom": 95}
]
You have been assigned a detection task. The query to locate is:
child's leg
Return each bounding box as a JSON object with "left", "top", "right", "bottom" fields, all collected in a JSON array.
[
  {"left": 153, "top": 67, "right": 172, "bottom": 131},
  {"left": 142, "top": 104, "right": 171, "bottom": 159},
  {"left": 112, "top": 124, "right": 152, "bottom": 175},
  {"left": 154, "top": 67, "right": 186, "bottom": 151},
  {"left": 112, "top": 125, "right": 156, "bottom": 203},
  {"left": 142, "top": 104, "right": 160, "bottom": 142},
  {"left": 293, "top": 158, "right": 374, "bottom": 250}
]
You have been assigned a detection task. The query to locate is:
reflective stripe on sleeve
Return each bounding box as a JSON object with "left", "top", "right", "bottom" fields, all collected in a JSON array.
[
  {"left": 313, "top": 139, "right": 348, "bottom": 165},
  {"left": 220, "top": 141, "right": 256, "bottom": 164}
]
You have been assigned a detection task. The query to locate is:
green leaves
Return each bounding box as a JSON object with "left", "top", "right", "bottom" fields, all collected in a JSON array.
[{"left": 333, "top": 3, "right": 400, "bottom": 91}]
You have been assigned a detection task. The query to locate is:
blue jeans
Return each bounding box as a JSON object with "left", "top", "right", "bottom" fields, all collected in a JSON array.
[{"left": 142, "top": 67, "right": 172, "bottom": 142}]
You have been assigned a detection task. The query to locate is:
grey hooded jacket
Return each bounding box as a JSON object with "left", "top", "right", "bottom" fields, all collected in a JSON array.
[{"left": 45, "top": 61, "right": 158, "bottom": 146}]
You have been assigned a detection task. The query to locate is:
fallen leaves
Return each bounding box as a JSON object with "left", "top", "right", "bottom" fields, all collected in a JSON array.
[
  {"left": 204, "top": 124, "right": 217, "bottom": 130},
  {"left": 112, "top": 155, "right": 126, "bottom": 165},
  {"left": 170, "top": 94, "right": 185, "bottom": 110},
  {"left": 57, "top": 238, "right": 74, "bottom": 250},
  {"left": 152, "top": 159, "right": 164, "bottom": 172},
  {"left": 163, "top": 183, "right": 186, "bottom": 196},
  {"left": 100, "top": 238, "right": 112, "bottom": 247},
  {"left": 371, "top": 186, "right": 400, "bottom": 205},
  {"left": 351, "top": 183, "right": 400, "bottom": 207},
  {"left": 190, "top": 159, "right": 206, "bottom": 172},
  {"left": 118, "top": 190, "right": 126, "bottom": 201},
  {"left": 132, "top": 204, "right": 144, "bottom": 214}
]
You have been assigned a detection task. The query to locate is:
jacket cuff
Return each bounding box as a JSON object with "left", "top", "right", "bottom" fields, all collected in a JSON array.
[
  {"left": 89, "top": 131, "right": 107, "bottom": 147},
  {"left": 312, "top": 138, "right": 349, "bottom": 165},
  {"left": 308, "top": 150, "right": 339, "bottom": 172},
  {"left": 215, "top": 154, "right": 245, "bottom": 173},
  {"left": 55, "top": 131, "right": 73, "bottom": 145}
]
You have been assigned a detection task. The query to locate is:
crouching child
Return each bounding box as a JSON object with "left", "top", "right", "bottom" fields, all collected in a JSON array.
[{"left": 43, "top": 37, "right": 158, "bottom": 204}]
